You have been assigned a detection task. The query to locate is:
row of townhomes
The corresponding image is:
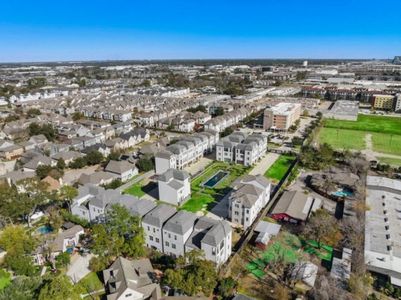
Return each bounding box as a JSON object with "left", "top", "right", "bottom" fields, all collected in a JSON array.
[
  {"left": 70, "top": 184, "right": 232, "bottom": 266},
  {"left": 143, "top": 206, "right": 232, "bottom": 266},
  {"left": 204, "top": 107, "right": 250, "bottom": 132},
  {"left": 216, "top": 132, "right": 268, "bottom": 166},
  {"left": 155, "top": 131, "right": 219, "bottom": 174}
]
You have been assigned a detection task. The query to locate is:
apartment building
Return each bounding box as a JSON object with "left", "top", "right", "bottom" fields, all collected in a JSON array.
[
  {"left": 155, "top": 131, "right": 219, "bottom": 174},
  {"left": 396, "top": 94, "right": 401, "bottom": 112},
  {"left": 158, "top": 169, "right": 191, "bottom": 206},
  {"left": 216, "top": 132, "right": 267, "bottom": 166},
  {"left": 229, "top": 175, "right": 271, "bottom": 229},
  {"left": 373, "top": 94, "right": 395, "bottom": 111},
  {"left": 185, "top": 216, "right": 232, "bottom": 266},
  {"left": 162, "top": 211, "right": 198, "bottom": 257},
  {"left": 263, "top": 102, "right": 301, "bottom": 130},
  {"left": 142, "top": 204, "right": 177, "bottom": 252}
]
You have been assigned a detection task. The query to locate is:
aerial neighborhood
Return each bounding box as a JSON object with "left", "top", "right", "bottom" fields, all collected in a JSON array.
[{"left": 1, "top": 57, "right": 401, "bottom": 300}]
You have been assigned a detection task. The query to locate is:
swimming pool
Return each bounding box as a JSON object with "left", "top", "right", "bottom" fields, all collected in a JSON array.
[
  {"left": 202, "top": 171, "right": 229, "bottom": 188},
  {"left": 37, "top": 225, "right": 53, "bottom": 235},
  {"left": 332, "top": 187, "right": 354, "bottom": 198}
]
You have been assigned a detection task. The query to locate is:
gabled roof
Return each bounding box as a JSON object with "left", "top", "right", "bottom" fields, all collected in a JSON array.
[
  {"left": 105, "top": 160, "right": 137, "bottom": 174},
  {"left": 158, "top": 168, "right": 190, "bottom": 182},
  {"left": 142, "top": 204, "right": 176, "bottom": 228},
  {"left": 163, "top": 211, "right": 197, "bottom": 235}
]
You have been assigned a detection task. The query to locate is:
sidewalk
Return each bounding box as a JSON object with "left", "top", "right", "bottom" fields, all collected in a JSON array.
[{"left": 249, "top": 152, "right": 280, "bottom": 176}]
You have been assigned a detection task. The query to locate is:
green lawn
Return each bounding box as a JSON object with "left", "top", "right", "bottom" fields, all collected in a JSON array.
[
  {"left": 0, "top": 270, "right": 11, "bottom": 290},
  {"left": 324, "top": 114, "right": 401, "bottom": 135},
  {"left": 378, "top": 157, "right": 401, "bottom": 167},
  {"left": 318, "top": 127, "right": 366, "bottom": 150},
  {"left": 371, "top": 133, "right": 401, "bottom": 156},
  {"left": 123, "top": 181, "right": 146, "bottom": 197},
  {"left": 264, "top": 154, "right": 295, "bottom": 183},
  {"left": 75, "top": 272, "right": 104, "bottom": 295},
  {"left": 181, "top": 162, "right": 249, "bottom": 213}
]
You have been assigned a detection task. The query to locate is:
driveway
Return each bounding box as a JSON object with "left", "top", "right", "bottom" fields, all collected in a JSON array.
[
  {"left": 249, "top": 152, "right": 280, "bottom": 176},
  {"left": 67, "top": 254, "right": 94, "bottom": 283}
]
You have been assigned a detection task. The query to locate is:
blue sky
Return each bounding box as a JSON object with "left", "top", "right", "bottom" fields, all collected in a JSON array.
[{"left": 0, "top": 0, "right": 400, "bottom": 62}]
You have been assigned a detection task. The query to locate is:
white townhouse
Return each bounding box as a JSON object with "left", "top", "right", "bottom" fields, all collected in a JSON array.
[
  {"left": 142, "top": 204, "right": 177, "bottom": 252},
  {"left": 158, "top": 169, "right": 191, "bottom": 206},
  {"left": 185, "top": 216, "right": 232, "bottom": 266},
  {"left": 162, "top": 211, "right": 198, "bottom": 257},
  {"left": 229, "top": 175, "right": 271, "bottom": 229},
  {"left": 154, "top": 131, "right": 219, "bottom": 174},
  {"left": 216, "top": 132, "right": 267, "bottom": 166},
  {"left": 105, "top": 160, "right": 138, "bottom": 182}
]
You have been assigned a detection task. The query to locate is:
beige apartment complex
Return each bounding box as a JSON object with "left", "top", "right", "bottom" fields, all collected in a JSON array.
[
  {"left": 373, "top": 94, "right": 395, "bottom": 110},
  {"left": 263, "top": 102, "right": 302, "bottom": 130}
]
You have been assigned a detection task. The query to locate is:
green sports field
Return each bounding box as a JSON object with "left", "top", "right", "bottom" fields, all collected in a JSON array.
[
  {"left": 318, "top": 114, "right": 401, "bottom": 156},
  {"left": 318, "top": 127, "right": 366, "bottom": 151}
]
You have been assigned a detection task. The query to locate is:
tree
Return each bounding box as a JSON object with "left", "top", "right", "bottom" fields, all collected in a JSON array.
[
  {"left": 302, "top": 209, "right": 342, "bottom": 248},
  {"left": 0, "top": 225, "right": 37, "bottom": 276},
  {"left": 89, "top": 256, "right": 109, "bottom": 273},
  {"left": 26, "top": 108, "right": 41, "bottom": 118},
  {"left": 0, "top": 276, "right": 43, "bottom": 300},
  {"left": 48, "top": 207, "right": 63, "bottom": 231},
  {"left": 85, "top": 150, "right": 103, "bottom": 165},
  {"left": 164, "top": 250, "right": 218, "bottom": 296},
  {"left": 137, "top": 156, "right": 154, "bottom": 172},
  {"left": 72, "top": 112, "right": 84, "bottom": 121},
  {"left": 69, "top": 157, "right": 87, "bottom": 169},
  {"left": 28, "top": 123, "right": 57, "bottom": 141},
  {"left": 217, "top": 277, "right": 237, "bottom": 298},
  {"left": 36, "top": 165, "right": 53, "bottom": 179},
  {"left": 39, "top": 275, "right": 80, "bottom": 300},
  {"left": 214, "top": 107, "right": 224, "bottom": 116},
  {"left": 221, "top": 127, "right": 234, "bottom": 138},
  {"left": 56, "top": 158, "right": 66, "bottom": 170},
  {"left": 58, "top": 185, "right": 78, "bottom": 209},
  {"left": 0, "top": 178, "right": 50, "bottom": 226},
  {"left": 55, "top": 252, "right": 71, "bottom": 268}
]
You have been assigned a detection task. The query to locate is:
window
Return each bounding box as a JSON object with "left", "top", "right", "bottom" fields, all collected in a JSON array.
[
  {"left": 174, "top": 235, "right": 177, "bottom": 240},
  {"left": 149, "top": 236, "right": 153, "bottom": 241},
  {"left": 165, "top": 241, "right": 170, "bottom": 247},
  {"left": 156, "top": 238, "right": 160, "bottom": 243},
  {"left": 147, "top": 226, "right": 150, "bottom": 231},
  {"left": 172, "top": 243, "right": 176, "bottom": 249},
  {"left": 153, "top": 228, "right": 155, "bottom": 233},
  {"left": 126, "top": 293, "right": 132, "bottom": 297},
  {"left": 168, "top": 233, "right": 171, "bottom": 238}
]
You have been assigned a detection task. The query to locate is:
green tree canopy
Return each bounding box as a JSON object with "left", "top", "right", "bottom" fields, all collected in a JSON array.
[{"left": 38, "top": 275, "right": 80, "bottom": 300}]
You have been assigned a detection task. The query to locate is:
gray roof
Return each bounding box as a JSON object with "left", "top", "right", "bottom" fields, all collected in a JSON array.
[
  {"left": 142, "top": 204, "right": 177, "bottom": 227},
  {"left": 103, "top": 257, "right": 161, "bottom": 300},
  {"left": 78, "top": 171, "right": 117, "bottom": 185},
  {"left": 155, "top": 150, "right": 174, "bottom": 159},
  {"left": 127, "top": 198, "right": 157, "bottom": 218},
  {"left": 230, "top": 184, "right": 263, "bottom": 208},
  {"left": 271, "top": 191, "right": 314, "bottom": 221},
  {"left": 186, "top": 216, "right": 232, "bottom": 248},
  {"left": 163, "top": 211, "right": 198, "bottom": 235},
  {"left": 158, "top": 168, "right": 190, "bottom": 182},
  {"left": 105, "top": 160, "right": 137, "bottom": 174}
]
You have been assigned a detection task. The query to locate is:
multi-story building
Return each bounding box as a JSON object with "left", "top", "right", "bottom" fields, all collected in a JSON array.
[
  {"left": 395, "top": 93, "right": 401, "bottom": 112},
  {"left": 216, "top": 132, "right": 267, "bottom": 166},
  {"left": 229, "top": 175, "right": 271, "bottom": 229},
  {"left": 142, "top": 204, "right": 177, "bottom": 252},
  {"left": 263, "top": 102, "right": 301, "bottom": 130},
  {"left": 185, "top": 216, "right": 232, "bottom": 266},
  {"left": 158, "top": 169, "right": 191, "bottom": 206},
  {"left": 162, "top": 211, "right": 198, "bottom": 257},
  {"left": 155, "top": 131, "right": 219, "bottom": 174},
  {"left": 373, "top": 94, "right": 395, "bottom": 111}
]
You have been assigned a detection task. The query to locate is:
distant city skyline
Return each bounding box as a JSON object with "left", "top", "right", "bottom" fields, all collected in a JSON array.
[{"left": 1, "top": 0, "right": 401, "bottom": 62}]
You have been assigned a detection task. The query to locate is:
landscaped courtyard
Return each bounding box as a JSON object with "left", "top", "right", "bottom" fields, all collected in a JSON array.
[
  {"left": 264, "top": 154, "right": 295, "bottom": 183},
  {"left": 123, "top": 181, "right": 146, "bottom": 197},
  {"left": 318, "top": 114, "right": 401, "bottom": 156},
  {"left": 180, "top": 161, "right": 249, "bottom": 213}
]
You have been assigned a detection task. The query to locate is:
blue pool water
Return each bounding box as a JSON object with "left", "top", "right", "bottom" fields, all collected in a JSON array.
[
  {"left": 332, "top": 187, "right": 354, "bottom": 197},
  {"left": 37, "top": 225, "right": 53, "bottom": 235},
  {"left": 203, "top": 171, "right": 229, "bottom": 188}
]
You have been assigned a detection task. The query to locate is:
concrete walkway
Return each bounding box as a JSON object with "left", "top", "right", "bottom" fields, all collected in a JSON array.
[
  {"left": 117, "top": 170, "right": 155, "bottom": 192},
  {"left": 249, "top": 152, "right": 280, "bottom": 176}
]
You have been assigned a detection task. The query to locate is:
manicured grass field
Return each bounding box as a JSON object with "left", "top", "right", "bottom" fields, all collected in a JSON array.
[
  {"left": 0, "top": 270, "right": 11, "bottom": 290},
  {"left": 378, "top": 157, "right": 401, "bottom": 167},
  {"left": 319, "top": 114, "right": 401, "bottom": 156},
  {"left": 371, "top": 132, "right": 401, "bottom": 156},
  {"left": 75, "top": 272, "right": 104, "bottom": 295},
  {"left": 318, "top": 127, "right": 366, "bottom": 150},
  {"left": 324, "top": 114, "right": 401, "bottom": 135},
  {"left": 181, "top": 162, "right": 249, "bottom": 213},
  {"left": 123, "top": 181, "right": 146, "bottom": 197},
  {"left": 264, "top": 154, "right": 295, "bottom": 183}
]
